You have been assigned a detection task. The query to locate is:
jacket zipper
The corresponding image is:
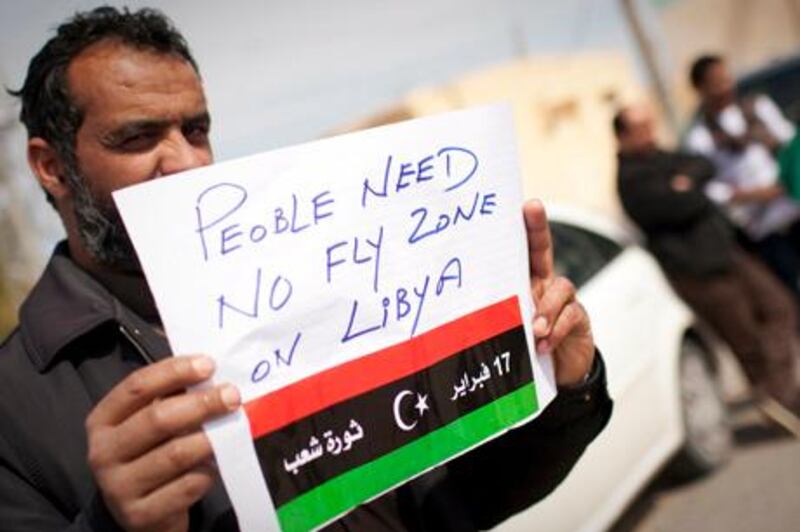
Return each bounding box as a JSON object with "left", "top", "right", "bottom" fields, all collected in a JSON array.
[{"left": 118, "top": 324, "right": 156, "bottom": 364}]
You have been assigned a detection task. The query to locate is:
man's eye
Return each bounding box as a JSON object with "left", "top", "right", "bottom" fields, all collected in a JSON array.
[
  {"left": 184, "top": 124, "right": 210, "bottom": 144},
  {"left": 119, "top": 131, "right": 158, "bottom": 151}
]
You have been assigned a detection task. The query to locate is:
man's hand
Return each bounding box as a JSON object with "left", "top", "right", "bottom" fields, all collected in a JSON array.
[
  {"left": 749, "top": 123, "right": 782, "bottom": 153},
  {"left": 670, "top": 174, "right": 694, "bottom": 192},
  {"left": 731, "top": 184, "right": 784, "bottom": 204},
  {"left": 85, "top": 355, "right": 240, "bottom": 532},
  {"left": 524, "top": 200, "right": 595, "bottom": 387}
]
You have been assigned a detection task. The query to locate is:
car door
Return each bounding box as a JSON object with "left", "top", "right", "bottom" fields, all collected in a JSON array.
[
  {"left": 499, "top": 219, "right": 689, "bottom": 532},
  {"left": 550, "top": 221, "right": 659, "bottom": 400}
]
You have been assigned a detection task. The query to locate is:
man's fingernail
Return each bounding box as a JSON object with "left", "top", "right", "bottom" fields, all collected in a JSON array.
[
  {"left": 192, "top": 356, "right": 215, "bottom": 376},
  {"left": 534, "top": 316, "right": 548, "bottom": 332},
  {"left": 537, "top": 340, "right": 550, "bottom": 353},
  {"left": 220, "top": 384, "right": 241, "bottom": 409}
]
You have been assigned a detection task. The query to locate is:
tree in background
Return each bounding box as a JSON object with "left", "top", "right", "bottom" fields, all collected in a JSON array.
[
  {"left": 0, "top": 267, "right": 14, "bottom": 338},
  {"left": 0, "top": 106, "right": 38, "bottom": 339}
]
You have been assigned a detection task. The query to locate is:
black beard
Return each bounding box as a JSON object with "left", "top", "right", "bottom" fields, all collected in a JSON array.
[{"left": 66, "top": 166, "right": 141, "bottom": 272}]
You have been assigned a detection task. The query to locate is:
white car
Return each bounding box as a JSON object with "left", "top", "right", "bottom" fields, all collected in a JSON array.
[{"left": 498, "top": 205, "right": 733, "bottom": 532}]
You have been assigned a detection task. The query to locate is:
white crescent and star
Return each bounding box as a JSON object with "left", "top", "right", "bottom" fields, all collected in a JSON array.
[{"left": 393, "top": 390, "right": 430, "bottom": 431}]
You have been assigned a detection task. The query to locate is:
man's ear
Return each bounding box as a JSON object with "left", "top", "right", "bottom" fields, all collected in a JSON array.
[{"left": 27, "top": 137, "right": 71, "bottom": 201}]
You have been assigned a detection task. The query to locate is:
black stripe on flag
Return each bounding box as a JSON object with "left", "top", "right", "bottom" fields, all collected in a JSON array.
[{"left": 254, "top": 324, "right": 532, "bottom": 508}]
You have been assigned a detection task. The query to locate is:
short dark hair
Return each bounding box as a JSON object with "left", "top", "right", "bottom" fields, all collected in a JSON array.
[
  {"left": 612, "top": 108, "right": 628, "bottom": 137},
  {"left": 689, "top": 54, "right": 722, "bottom": 89},
  {"left": 8, "top": 6, "right": 198, "bottom": 201}
]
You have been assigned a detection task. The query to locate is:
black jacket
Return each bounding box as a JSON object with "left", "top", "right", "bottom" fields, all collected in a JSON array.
[
  {"left": 0, "top": 243, "right": 612, "bottom": 531},
  {"left": 617, "top": 149, "right": 736, "bottom": 276}
]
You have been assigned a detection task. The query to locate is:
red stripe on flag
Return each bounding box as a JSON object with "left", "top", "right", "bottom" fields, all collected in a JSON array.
[{"left": 245, "top": 296, "right": 523, "bottom": 439}]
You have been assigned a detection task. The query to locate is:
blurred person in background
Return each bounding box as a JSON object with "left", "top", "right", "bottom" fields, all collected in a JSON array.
[
  {"left": 685, "top": 54, "right": 800, "bottom": 304},
  {"left": 0, "top": 6, "right": 612, "bottom": 531},
  {"left": 614, "top": 103, "right": 800, "bottom": 420}
]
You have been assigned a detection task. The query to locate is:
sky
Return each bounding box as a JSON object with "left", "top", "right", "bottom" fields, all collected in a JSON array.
[{"left": 0, "top": 0, "right": 650, "bottom": 260}]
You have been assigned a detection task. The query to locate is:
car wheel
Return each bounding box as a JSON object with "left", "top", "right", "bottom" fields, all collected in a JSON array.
[{"left": 669, "top": 338, "right": 733, "bottom": 480}]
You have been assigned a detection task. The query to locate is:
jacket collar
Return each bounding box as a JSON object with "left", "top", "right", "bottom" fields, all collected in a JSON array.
[{"left": 18, "top": 242, "right": 128, "bottom": 372}]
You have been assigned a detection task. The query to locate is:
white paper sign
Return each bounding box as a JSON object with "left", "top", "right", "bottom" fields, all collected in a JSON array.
[{"left": 115, "top": 104, "right": 555, "bottom": 531}]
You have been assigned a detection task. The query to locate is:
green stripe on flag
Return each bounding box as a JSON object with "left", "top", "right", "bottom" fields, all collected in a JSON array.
[{"left": 276, "top": 383, "right": 538, "bottom": 532}]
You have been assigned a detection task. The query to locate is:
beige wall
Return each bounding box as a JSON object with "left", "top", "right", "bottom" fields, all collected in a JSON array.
[
  {"left": 338, "top": 52, "right": 652, "bottom": 219},
  {"left": 657, "top": 0, "right": 800, "bottom": 120}
]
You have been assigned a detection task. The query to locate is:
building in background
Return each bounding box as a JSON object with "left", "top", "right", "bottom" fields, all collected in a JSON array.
[
  {"left": 336, "top": 52, "right": 655, "bottom": 217},
  {"left": 653, "top": 0, "right": 800, "bottom": 120}
]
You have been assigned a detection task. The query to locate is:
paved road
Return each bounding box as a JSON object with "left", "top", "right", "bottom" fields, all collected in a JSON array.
[{"left": 611, "top": 404, "right": 800, "bottom": 532}]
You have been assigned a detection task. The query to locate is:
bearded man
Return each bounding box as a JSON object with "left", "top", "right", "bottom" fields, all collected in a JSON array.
[{"left": 0, "top": 7, "right": 611, "bottom": 531}]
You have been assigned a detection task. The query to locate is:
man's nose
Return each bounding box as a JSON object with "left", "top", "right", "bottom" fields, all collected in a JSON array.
[{"left": 158, "top": 130, "right": 211, "bottom": 176}]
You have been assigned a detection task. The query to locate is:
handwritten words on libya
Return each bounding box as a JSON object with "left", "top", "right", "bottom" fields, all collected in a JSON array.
[
  {"left": 115, "top": 104, "right": 553, "bottom": 532},
  {"left": 200, "top": 144, "right": 492, "bottom": 379}
]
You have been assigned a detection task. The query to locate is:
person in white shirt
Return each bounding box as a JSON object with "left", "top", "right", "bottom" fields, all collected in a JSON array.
[{"left": 685, "top": 54, "right": 800, "bottom": 304}]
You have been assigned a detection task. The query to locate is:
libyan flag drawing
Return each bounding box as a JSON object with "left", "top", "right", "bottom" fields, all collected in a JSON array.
[{"left": 243, "top": 296, "right": 539, "bottom": 531}]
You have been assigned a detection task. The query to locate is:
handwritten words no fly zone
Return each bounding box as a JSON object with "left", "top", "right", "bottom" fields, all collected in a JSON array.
[{"left": 191, "top": 145, "right": 498, "bottom": 385}]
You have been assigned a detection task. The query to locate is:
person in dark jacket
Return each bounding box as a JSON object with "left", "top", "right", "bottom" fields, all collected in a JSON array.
[
  {"left": 614, "top": 103, "right": 800, "bottom": 417},
  {"left": 0, "top": 7, "right": 611, "bottom": 531}
]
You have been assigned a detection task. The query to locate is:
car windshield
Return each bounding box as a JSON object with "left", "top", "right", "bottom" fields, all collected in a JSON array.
[{"left": 551, "top": 221, "right": 623, "bottom": 288}]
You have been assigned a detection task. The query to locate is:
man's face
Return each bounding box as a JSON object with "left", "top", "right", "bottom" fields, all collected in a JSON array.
[
  {"left": 698, "top": 61, "right": 735, "bottom": 110},
  {"left": 619, "top": 106, "right": 657, "bottom": 154},
  {"left": 64, "top": 40, "right": 212, "bottom": 269}
]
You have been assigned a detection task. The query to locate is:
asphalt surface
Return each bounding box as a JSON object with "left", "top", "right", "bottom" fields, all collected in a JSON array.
[{"left": 610, "top": 402, "right": 800, "bottom": 532}]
